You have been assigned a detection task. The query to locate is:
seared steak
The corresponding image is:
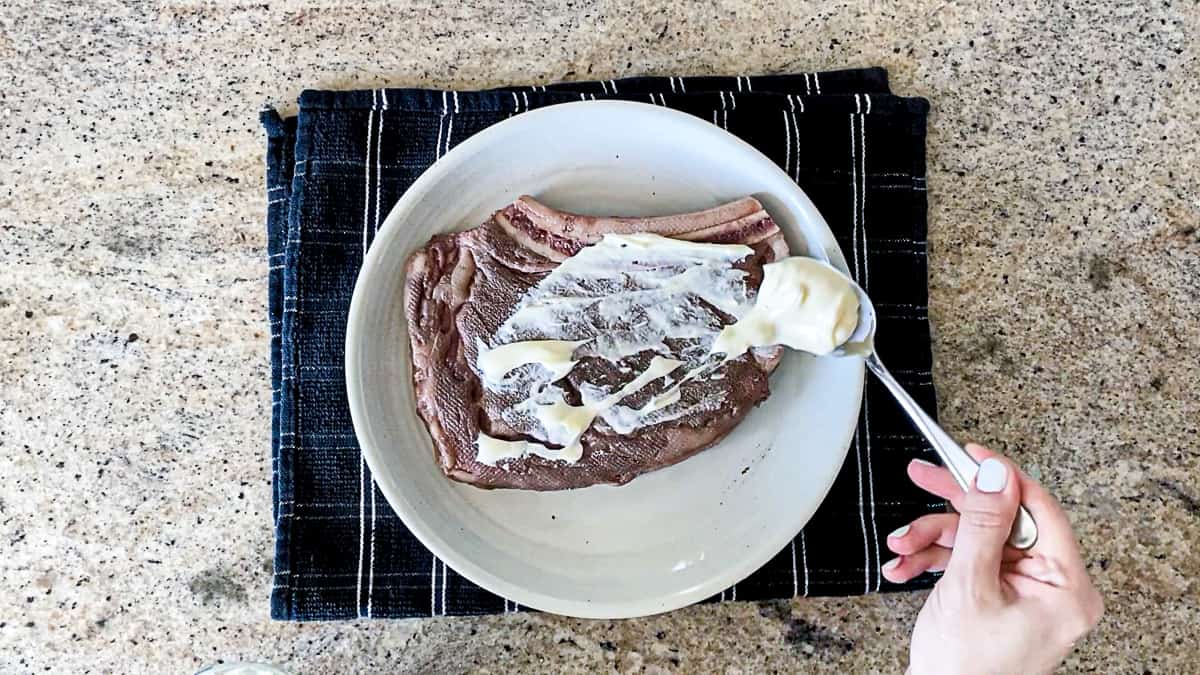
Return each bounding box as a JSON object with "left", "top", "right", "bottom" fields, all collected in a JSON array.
[{"left": 404, "top": 196, "right": 789, "bottom": 490}]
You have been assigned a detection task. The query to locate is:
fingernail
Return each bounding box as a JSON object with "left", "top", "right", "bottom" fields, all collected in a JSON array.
[
  {"left": 888, "top": 524, "right": 910, "bottom": 539},
  {"left": 910, "top": 458, "right": 938, "bottom": 468},
  {"left": 976, "top": 457, "right": 1008, "bottom": 493},
  {"left": 881, "top": 557, "right": 902, "bottom": 572}
]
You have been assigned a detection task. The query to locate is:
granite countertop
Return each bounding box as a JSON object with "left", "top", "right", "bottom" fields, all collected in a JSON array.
[{"left": 2, "top": 1, "right": 1197, "bottom": 672}]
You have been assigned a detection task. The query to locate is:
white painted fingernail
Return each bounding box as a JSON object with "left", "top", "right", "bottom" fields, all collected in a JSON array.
[
  {"left": 976, "top": 458, "right": 1008, "bottom": 493},
  {"left": 911, "top": 458, "right": 938, "bottom": 468},
  {"left": 888, "top": 524, "right": 910, "bottom": 539},
  {"left": 881, "top": 557, "right": 902, "bottom": 572}
]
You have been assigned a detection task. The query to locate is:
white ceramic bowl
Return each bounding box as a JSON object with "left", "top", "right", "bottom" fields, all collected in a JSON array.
[{"left": 346, "top": 101, "right": 863, "bottom": 618}]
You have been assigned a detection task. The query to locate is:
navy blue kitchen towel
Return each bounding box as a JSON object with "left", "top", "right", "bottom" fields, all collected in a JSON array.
[{"left": 263, "top": 67, "right": 943, "bottom": 620}]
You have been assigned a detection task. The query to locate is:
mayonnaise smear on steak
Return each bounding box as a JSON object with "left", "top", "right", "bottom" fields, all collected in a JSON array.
[{"left": 473, "top": 233, "right": 858, "bottom": 467}]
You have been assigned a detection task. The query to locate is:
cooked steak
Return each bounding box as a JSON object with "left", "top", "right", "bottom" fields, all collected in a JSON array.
[{"left": 404, "top": 196, "right": 789, "bottom": 490}]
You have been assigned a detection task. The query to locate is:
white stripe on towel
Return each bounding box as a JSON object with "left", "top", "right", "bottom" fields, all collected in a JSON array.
[
  {"left": 849, "top": 99, "right": 871, "bottom": 593},
  {"left": 857, "top": 95, "right": 881, "bottom": 590}
]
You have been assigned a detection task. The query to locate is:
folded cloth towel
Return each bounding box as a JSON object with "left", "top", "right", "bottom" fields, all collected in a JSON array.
[{"left": 263, "top": 67, "right": 942, "bottom": 620}]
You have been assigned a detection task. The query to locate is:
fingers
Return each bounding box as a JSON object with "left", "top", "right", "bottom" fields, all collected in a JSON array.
[
  {"left": 906, "top": 458, "right": 965, "bottom": 510},
  {"left": 906, "top": 443, "right": 1093, "bottom": 595},
  {"left": 944, "top": 454, "right": 1022, "bottom": 598},
  {"left": 886, "top": 513, "right": 959, "bottom": 555},
  {"left": 881, "top": 546, "right": 952, "bottom": 584},
  {"left": 888, "top": 513, "right": 1028, "bottom": 562}
]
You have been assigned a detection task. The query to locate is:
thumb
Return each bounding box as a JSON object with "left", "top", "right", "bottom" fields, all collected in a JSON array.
[{"left": 945, "top": 454, "right": 1021, "bottom": 596}]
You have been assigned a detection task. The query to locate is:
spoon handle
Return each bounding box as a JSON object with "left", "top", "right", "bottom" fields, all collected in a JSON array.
[{"left": 864, "top": 352, "right": 1038, "bottom": 550}]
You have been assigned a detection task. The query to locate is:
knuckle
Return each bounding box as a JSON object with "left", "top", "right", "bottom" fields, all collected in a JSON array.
[{"left": 958, "top": 503, "right": 1010, "bottom": 530}]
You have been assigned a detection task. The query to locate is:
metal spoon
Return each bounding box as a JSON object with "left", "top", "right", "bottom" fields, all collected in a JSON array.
[{"left": 821, "top": 260, "right": 1038, "bottom": 550}]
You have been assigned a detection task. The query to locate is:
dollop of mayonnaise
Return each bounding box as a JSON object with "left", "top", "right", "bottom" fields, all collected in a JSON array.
[
  {"left": 710, "top": 257, "right": 859, "bottom": 358},
  {"left": 476, "top": 339, "right": 586, "bottom": 383}
]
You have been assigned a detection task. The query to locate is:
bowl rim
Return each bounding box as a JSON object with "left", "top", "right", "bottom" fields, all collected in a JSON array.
[{"left": 345, "top": 99, "right": 863, "bottom": 618}]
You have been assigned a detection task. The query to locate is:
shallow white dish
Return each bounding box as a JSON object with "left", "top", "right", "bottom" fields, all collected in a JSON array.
[{"left": 346, "top": 101, "right": 863, "bottom": 619}]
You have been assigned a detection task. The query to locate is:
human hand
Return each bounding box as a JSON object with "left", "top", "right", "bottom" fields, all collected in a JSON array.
[{"left": 882, "top": 444, "right": 1103, "bottom": 675}]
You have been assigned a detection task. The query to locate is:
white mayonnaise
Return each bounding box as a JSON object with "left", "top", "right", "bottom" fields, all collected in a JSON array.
[
  {"left": 492, "top": 233, "right": 754, "bottom": 361},
  {"left": 473, "top": 233, "right": 752, "bottom": 465},
  {"left": 475, "top": 433, "right": 582, "bottom": 465},
  {"left": 476, "top": 339, "right": 586, "bottom": 383},
  {"left": 476, "top": 356, "right": 682, "bottom": 466},
  {"left": 710, "top": 257, "right": 859, "bottom": 358},
  {"left": 471, "top": 232, "right": 860, "bottom": 468}
]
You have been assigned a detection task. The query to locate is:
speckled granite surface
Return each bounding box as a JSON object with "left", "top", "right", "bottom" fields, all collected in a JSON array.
[{"left": 1, "top": 1, "right": 1197, "bottom": 672}]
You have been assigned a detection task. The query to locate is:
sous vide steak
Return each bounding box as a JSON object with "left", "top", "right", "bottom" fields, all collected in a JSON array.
[{"left": 404, "top": 196, "right": 789, "bottom": 490}]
